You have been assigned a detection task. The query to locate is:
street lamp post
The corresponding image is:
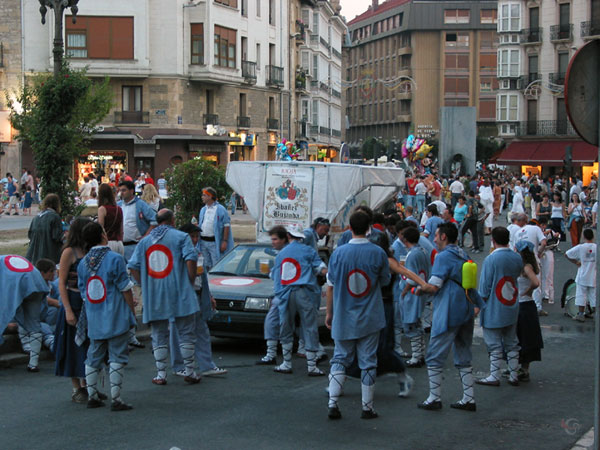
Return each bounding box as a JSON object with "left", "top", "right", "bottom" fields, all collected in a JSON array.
[{"left": 38, "top": 0, "right": 80, "bottom": 78}]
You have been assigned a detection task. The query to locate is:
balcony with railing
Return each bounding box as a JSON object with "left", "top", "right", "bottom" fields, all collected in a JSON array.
[
  {"left": 310, "top": 34, "right": 319, "bottom": 45},
  {"left": 237, "top": 116, "right": 251, "bottom": 129},
  {"left": 295, "top": 20, "right": 306, "bottom": 43},
  {"left": 310, "top": 124, "right": 319, "bottom": 135},
  {"left": 242, "top": 60, "right": 257, "bottom": 84},
  {"left": 549, "top": 72, "right": 566, "bottom": 86},
  {"left": 266, "top": 65, "right": 284, "bottom": 87},
  {"left": 525, "top": 72, "right": 541, "bottom": 85},
  {"left": 331, "top": 129, "right": 341, "bottom": 138},
  {"left": 520, "top": 27, "right": 543, "bottom": 44},
  {"left": 332, "top": 48, "right": 342, "bottom": 59},
  {"left": 320, "top": 36, "right": 331, "bottom": 50},
  {"left": 114, "top": 111, "right": 149, "bottom": 124},
  {"left": 581, "top": 20, "right": 600, "bottom": 38},
  {"left": 320, "top": 126, "right": 331, "bottom": 136},
  {"left": 331, "top": 88, "right": 341, "bottom": 99},
  {"left": 267, "top": 118, "right": 279, "bottom": 130},
  {"left": 203, "top": 114, "right": 219, "bottom": 126},
  {"left": 516, "top": 120, "right": 577, "bottom": 137},
  {"left": 319, "top": 81, "right": 329, "bottom": 93},
  {"left": 550, "top": 24, "right": 573, "bottom": 42}
]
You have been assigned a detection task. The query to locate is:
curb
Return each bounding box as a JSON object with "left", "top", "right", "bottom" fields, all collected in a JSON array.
[{"left": 571, "top": 428, "right": 594, "bottom": 450}]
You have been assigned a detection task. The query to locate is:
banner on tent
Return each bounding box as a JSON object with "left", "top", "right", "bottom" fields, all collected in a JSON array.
[{"left": 262, "top": 165, "right": 313, "bottom": 231}]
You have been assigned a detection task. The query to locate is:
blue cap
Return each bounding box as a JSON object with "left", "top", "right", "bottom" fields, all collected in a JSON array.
[{"left": 515, "top": 240, "right": 534, "bottom": 253}]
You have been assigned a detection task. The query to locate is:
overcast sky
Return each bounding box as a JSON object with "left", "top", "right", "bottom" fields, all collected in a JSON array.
[{"left": 339, "top": 0, "right": 370, "bottom": 22}]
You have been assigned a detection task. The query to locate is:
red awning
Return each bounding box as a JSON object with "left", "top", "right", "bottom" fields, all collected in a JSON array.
[{"left": 496, "top": 140, "right": 598, "bottom": 166}]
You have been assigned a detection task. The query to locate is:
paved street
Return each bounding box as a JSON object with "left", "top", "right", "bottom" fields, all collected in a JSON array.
[{"left": 0, "top": 233, "right": 595, "bottom": 450}]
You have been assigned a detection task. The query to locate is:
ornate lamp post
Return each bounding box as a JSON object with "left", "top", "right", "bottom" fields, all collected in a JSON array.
[{"left": 38, "top": 0, "right": 80, "bottom": 78}]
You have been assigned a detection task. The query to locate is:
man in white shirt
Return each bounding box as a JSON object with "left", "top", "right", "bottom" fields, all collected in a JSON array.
[
  {"left": 565, "top": 228, "right": 596, "bottom": 322},
  {"left": 510, "top": 188, "right": 525, "bottom": 221},
  {"left": 478, "top": 179, "right": 494, "bottom": 235},
  {"left": 449, "top": 179, "right": 465, "bottom": 210},
  {"left": 198, "top": 187, "right": 234, "bottom": 269},
  {"left": 414, "top": 177, "right": 428, "bottom": 216}
]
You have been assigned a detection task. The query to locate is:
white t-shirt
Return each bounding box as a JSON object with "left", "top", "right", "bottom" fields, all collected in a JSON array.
[
  {"left": 507, "top": 223, "right": 521, "bottom": 250},
  {"left": 479, "top": 185, "right": 493, "bottom": 201},
  {"left": 415, "top": 182, "right": 428, "bottom": 195},
  {"left": 201, "top": 204, "right": 217, "bottom": 237},
  {"left": 592, "top": 202, "right": 598, "bottom": 214},
  {"left": 514, "top": 224, "right": 546, "bottom": 254},
  {"left": 450, "top": 180, "right": 464, "bottom": 194},
  {"left": 566, "top": 243, "right": 597, "bottom": 287},
  {"left": 122, "top": 199, "right": 142, "bottom": 243}
]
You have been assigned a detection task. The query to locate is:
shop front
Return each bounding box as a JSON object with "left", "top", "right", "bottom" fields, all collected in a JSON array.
[
  {"left": 307, "top": 144, "right": 338, "bottom": 163},
  {"left": 76, "top": 150, "right": 128, "bottom": 185},
  {"left": 229, "top": 132, "right": 256, "bottom": 161},
  {"left": 495, "top": 140, "right": 597, "bottom": 179},
  {"left": 267, "top": 131, "right": 279, "bottom": 161}
]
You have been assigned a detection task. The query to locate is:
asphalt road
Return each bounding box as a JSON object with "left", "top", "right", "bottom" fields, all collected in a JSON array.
[{"left": 0, "top": 236, "right": 595, "bottom": 450}]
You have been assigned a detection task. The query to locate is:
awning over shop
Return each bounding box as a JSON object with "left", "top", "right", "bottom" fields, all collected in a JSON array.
[{"left": 495, "top": 140, "right": 598, "bottom": 166}]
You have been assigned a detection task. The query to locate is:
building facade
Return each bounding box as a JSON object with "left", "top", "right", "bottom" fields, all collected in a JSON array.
[
  {"left": 290, "top": 0, "right": 345, "bottom": 161},
  {"left": 343, "top": 0, "right": 499, "bottom": 152},
  {"left": 21, "top": 0, "right": 290, "bottom": 182},
  {"left": 494, "top": 0, "right": 598, "bottom": 180},
  {"left": 0, "top": 0, "right": 23, "bottom": 177}
]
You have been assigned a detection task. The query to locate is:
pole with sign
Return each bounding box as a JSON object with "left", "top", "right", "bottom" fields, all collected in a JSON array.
[{"left": 565, "top": 39, "right": 600, "bottom": 448}]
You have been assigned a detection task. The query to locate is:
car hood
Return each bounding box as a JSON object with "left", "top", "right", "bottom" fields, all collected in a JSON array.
[{"left": 207, "top": 275, "right": 274, "bottom": 300}]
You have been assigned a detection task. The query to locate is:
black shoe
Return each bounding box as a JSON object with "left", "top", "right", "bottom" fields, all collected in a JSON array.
[
  {"left": 405, "top": 358, "right": 425, "bottom": 368},
  {"left": 87, "top": 398, "right": 105, "bottom": 409},
  {"left": 361, "top": 409, "right": 379, "bottom": 419},
  {"left": 316, "top": 354, "right": 329, "bottom": 364},
  {"left": 417, "top": 400, "right": 442, "bottom": 410},
  {"left": 328, "top": 407, "right": 342, "bottom": 420},
  {"left": 423, "top": 327, "right": 431, "bottom": 334},
  {"left": 517, "top": 371, "right": 530, "bottom": 382},
  {"left": 450, "top": 401, "right": 476, "bottom": 412},
  {"left": 507, "top": 379, "right": 519, "bottom": 387},
  {"left": 26, "top": 365, "right": 40, "bottom": 373},
  {"left": 111, "top": 400, "right": 133, "bottom": 411},
  {"left": 97, "top": 392, "right": 108, "bottom": 401},
  {"left": 255, "top": 357, "right": 277, "bottom": 365}
]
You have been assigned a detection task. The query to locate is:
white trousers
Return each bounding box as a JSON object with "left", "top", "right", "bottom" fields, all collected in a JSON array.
[{"left": 540, "top": 250, "right": 554, "bottom": 301}]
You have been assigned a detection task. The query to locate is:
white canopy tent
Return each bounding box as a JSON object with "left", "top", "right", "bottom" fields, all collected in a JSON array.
[{"left": 226, "top": 161, "right": 405, "bottom": 242}]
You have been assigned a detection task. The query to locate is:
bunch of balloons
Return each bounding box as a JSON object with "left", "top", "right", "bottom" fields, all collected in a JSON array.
[
  {"left": 400, "top": 134, "right": 434, "bottom": 174},
  {"left": 276, "top": 139, "right": 301, "bottom": 161}
]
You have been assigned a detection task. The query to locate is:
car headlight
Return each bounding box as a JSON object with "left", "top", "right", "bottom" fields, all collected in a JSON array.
[{"left": 244, "top": 297, "right": 271, "bottom": 311}]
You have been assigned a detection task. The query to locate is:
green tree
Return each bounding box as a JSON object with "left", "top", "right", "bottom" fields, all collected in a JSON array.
[
  {"left": 165, "top": 158, "right": 231, "bottom": 226},
  {"left": 476, "top": 136, "right": 505, "bottom": 163},
  {"left": 6, "top": 63, "right": 112, "bottom": 215}
]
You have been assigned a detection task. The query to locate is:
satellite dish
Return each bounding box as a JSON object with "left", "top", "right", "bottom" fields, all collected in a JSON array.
[{"left": 565, "top": 40, "right": 600, "bottom": 146}]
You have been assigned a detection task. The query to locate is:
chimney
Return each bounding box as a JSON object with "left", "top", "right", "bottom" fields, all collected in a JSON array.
[{"left": 372, "top": 0, "right": 379, "bottom": 10}]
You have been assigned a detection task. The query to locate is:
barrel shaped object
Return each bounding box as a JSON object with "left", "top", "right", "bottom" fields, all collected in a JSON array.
[{"left": 462, "top": 260, "right": 478, "bottom": 290}]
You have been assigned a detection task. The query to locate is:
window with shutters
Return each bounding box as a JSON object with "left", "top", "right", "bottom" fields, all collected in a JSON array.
[
  {"left": 479, "top": 99, "right": 496, "bottom": 119},
  {"left": 480, "top": 10, "right": 497, "bottom": 24},
  {"left": 479, "top": 53, "right": 496, "bottom": 71},
  {"left": 214, "top": 25, "right": 236, "bottom": 68},
  {"left": 215, "top": 0, "right": 238, "bottom": 7},
  {"left": 445, "top": 54, "right": 469, "bottom": 70},
  {"left": 65, "top": 16, "right": 133, "bottom": 60},
  {"left": 444, "top": 77, "right": 470, "bottom": 95},
  {"left": 191, "top": 23, "right": 204, "bottom": 65},
  {"left": 444, "top": 10, "right": 470, "bottom": 24}
]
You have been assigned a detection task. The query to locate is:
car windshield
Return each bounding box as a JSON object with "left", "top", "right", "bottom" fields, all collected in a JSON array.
[{"left": 209, "top": 245, "right": 275, "bottom": 278}]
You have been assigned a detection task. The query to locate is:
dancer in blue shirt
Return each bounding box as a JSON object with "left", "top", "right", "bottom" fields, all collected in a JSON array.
[
  {"left": 326, "top": 211, "right": 391, "bottom": 420},
  {"left": 477, "top": 227, "right": 523, "bottom": 386}
]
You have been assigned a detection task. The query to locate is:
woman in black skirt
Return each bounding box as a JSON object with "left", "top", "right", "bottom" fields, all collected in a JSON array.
[
  {"left": 54, "top": 217, "right": 98, "bottom": 403},
  {"left": 515, "top": 240, "right": 543, "bottom": 382}
]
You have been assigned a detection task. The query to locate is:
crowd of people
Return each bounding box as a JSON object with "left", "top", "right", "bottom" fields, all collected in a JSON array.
[{"left": 0, "top": 164, "right": 597, "bottom": 420}]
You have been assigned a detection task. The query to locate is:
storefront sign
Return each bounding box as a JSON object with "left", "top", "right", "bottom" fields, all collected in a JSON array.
[
  {"left": 262, "top": 165, "right": 313, "bottom": 231},
  {"left": 0, "top": 111, "right": 12, "bottom": 143}
]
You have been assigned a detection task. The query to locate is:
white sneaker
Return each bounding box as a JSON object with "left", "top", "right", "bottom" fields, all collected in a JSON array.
[
  {"left": 398, "top": 373, "right": 414, "bottom": 398},
  {"left": 202, "top": 367, "right": 228, "bottom": 376}
]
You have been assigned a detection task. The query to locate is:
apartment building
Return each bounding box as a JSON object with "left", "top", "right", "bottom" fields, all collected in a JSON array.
[
  {"left": 494, "top": 0, "right": 598, "bottom": 180},
  {"left": 21, "top": 0, "right": 290, "bottom": 182},
  {"left": 290, "top": 0, "right": 345, "bottom": 161},
  {"left": 0, "top": 0, "right": 23, "bottom": 177},
  {"left": 343, "top": 0, "right": 498, "bottom": 151}
]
